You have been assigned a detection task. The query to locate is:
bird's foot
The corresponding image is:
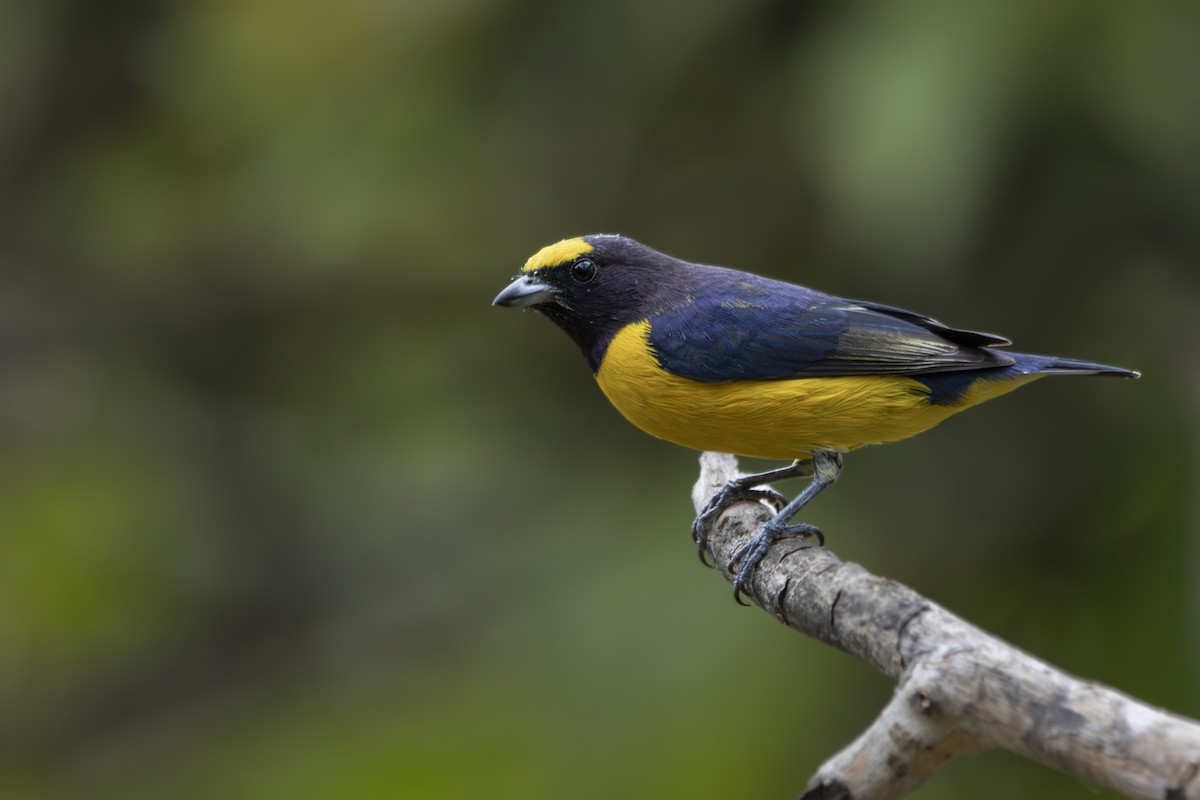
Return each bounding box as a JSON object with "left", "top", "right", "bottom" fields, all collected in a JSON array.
[
  {"left": 729, "top": 523, "right": 824, "bottom": 605},
  {"left": 692, "top": 481, "right": 788, "bottom": 567}
]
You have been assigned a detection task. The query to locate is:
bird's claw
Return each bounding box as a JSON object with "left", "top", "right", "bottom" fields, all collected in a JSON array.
[
  {"left": 729, "top": 523, "right": 823, "bottom": 605},
  {"left": 691, "top": 482, "right": 788, "bottom": 568}
]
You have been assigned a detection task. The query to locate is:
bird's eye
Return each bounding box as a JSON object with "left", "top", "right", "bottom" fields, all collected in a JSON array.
[{"left": 570, "top": 259, "right": 597, "bottom": 284}]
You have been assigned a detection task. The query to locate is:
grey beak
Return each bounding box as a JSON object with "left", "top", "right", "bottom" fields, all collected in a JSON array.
[{"left": 493, "top": 274, "right": 558, "bottom": 308}]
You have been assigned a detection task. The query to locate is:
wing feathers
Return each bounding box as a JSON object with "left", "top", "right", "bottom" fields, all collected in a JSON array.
[{"left": 647, "top": 286, "right": 1013, "bottom": 384}]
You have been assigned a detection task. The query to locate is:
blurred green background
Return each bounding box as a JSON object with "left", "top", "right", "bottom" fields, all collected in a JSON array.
[{"left": 1, "top": 1, "right": 1197, "bottom": 798}]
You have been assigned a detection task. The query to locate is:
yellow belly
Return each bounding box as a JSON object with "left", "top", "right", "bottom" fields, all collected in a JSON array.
[{"left": 594, "top": 321, "right": 1035, "bottom": 459}]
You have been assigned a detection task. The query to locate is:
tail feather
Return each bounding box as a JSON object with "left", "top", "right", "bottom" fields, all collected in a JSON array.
[
  {"left": 910, "top": 351, "right": 1138, "bottom": 405},
  {"left": 1012, "top": 353, "right": 1141, "bottom": 379}
]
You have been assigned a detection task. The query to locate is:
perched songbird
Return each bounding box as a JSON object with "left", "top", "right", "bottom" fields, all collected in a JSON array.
[{"left": 493, "top": 235, "right": 1139, "bottom": 602}]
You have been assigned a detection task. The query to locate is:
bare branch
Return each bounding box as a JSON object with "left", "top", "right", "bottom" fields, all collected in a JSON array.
[{"left": 693, "top": 452, "right": 1200, "bottom": 800}]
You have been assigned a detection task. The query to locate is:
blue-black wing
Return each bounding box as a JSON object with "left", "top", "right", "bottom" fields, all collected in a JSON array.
[{"left": 647, "top": 278, "right": 1013, "bottom": 383}]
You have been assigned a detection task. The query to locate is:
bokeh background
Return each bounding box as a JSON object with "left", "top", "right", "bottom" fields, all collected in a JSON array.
[{"left": 2, "top": 1, "right": 1198, "bottom": 798}]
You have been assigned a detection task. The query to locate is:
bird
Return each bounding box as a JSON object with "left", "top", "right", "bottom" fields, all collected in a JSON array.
[{"left": 493, "top": 234, "right": 1139, "bottom": 603}]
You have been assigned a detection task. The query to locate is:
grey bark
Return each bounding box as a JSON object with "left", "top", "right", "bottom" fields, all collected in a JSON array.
[{"left": 692, "top": 452, "right": 1200, "bottom": 800}]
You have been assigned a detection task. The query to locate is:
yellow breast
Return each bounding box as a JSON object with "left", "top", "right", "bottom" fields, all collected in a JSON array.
[{"left": 594, "top": 320, "right": 1034, "bottom": 459}]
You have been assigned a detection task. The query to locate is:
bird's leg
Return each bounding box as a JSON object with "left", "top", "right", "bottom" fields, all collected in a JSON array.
[
  {"left": 728, "top": 449, "right": 844, "bottom": 605},
  {"left": 691, "top": 459, "right": 813, "bottom": 567}
]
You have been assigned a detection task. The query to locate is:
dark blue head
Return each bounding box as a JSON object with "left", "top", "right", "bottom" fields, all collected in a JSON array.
[{"left": 493, "top": 234, "right": 713, "bottom": 370}]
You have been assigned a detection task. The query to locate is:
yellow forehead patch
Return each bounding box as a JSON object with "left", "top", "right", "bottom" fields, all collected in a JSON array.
[{"left": 523, "top": 238, "right": 594, "bottom": 272}]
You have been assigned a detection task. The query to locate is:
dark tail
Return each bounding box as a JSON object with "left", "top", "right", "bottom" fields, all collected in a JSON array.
[{"left": 1011, "top": 353, "right": 1141, "bottom": 379}]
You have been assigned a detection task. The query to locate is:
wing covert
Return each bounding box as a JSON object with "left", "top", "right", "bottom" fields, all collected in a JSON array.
[{"left": 647, "top": 289, "right": 1013, "bottom": 384}]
